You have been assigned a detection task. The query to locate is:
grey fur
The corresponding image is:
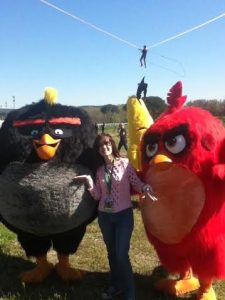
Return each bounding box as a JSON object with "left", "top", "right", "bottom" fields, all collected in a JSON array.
[{"left": 0, "top": 162, "right": 96, "bottom": 236}]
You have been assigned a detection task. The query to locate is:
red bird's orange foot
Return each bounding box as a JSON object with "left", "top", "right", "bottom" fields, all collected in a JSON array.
[
  {"left": 197, "top": 287, "right": 216, "bottom": 300},
  {"left": 19, "top": 262, "right": 54, "bottom": 283},
  {"left": 55, "top": 263, "right": 86, "bottom": 281},
  {"left": 155, "top": 276, "right": 200, "bottom": 296}
]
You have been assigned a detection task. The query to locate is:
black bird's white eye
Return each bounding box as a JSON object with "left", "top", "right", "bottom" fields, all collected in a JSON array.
[
  {"left": 54, "top": 129, "right": 64, "bottom": 135},
  {"left": 165, "top": 134, "right": 186, "bottom": 154},
  {"left": 145, "top": 143, "right": 158, "bottom": 158},
  {"left": 31, "top": 129, "right": 39, "bottom": 137}
]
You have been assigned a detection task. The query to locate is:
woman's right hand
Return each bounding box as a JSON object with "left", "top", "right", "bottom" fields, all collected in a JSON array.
[
  {"left": 73, "top": 175, "right": 94, "bottom": 189},
  {"left": 142, "top": 184, "right": 158, "bottom": 202}
]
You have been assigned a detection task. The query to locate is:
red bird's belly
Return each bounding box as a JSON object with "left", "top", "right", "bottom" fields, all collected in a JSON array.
[{"left": 142, "top": 163, "right": 205, "bottom": 244}]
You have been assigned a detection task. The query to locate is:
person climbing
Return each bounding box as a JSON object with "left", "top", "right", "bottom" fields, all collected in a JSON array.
[
  {"left": 139, "top": 45, "right": 148, "bottom": 68},
  {"left": 136, "top": 77, "right": 148, "bottom": 100}
]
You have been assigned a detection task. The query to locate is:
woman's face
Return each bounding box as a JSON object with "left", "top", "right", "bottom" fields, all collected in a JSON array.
[{"left": 99, "top": 137, "right": 113, "bottom": 158}]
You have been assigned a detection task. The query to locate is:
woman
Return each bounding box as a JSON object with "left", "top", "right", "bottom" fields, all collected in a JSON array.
[{"left": 74, "top": 133, "right": 156, "bottom": 300}]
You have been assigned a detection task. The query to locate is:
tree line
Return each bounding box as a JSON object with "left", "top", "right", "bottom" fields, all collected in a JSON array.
[{"left": 82, "top": 97, "right": 225, "bottom": 124}]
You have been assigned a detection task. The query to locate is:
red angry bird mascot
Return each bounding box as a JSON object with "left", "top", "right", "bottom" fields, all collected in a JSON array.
[{"left": 140, "top": 81, "right": 225, "bottom": 300}]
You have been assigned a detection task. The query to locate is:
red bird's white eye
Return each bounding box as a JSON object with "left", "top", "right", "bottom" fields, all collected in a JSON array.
[
  {"left": 165, "top": 134, "right": 186, "bottom": 154},
  {"left": 145, "top": 143, "right": 158, "bottom": 158}
]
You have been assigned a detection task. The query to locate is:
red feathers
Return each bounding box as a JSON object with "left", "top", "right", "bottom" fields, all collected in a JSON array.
[
  {"left": 167, "top": 81, "right": 187, "bottom": 111},
  {"left": 140, "top": 81, "right": 225, "bottom": 281}
]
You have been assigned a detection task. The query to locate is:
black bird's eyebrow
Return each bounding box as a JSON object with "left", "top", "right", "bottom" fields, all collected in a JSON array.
[
  {"left": 48, "top": 117, "right": 81, "bottom": 125},
  {"left": 163, "top": 124, "right": 189, "bottom": 141},
  {"left": 13, "top": 119, "right": 45, "bottom": 127},
  {"left": 13, "top": 117, "right": 81, "bottom": 128}
]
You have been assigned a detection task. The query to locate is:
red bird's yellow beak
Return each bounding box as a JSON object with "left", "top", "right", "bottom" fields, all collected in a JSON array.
[
  {"left": 150, "top": 154, "right": 172, "bottom": 170},
  {"left": 33, "top": 134, "right": 61, "bottom": 161},
  {"left": 151, "top": 154, "right": 172, "bottom": 164}
]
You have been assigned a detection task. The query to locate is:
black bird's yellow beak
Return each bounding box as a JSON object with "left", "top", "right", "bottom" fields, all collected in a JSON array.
[{"left": 33, "top": 134, "right": 61, "bottom": 161}]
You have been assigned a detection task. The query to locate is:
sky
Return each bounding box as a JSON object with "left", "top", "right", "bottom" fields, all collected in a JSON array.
[{"left": 1, "top": 0, "right": 225, "bottom": 109}]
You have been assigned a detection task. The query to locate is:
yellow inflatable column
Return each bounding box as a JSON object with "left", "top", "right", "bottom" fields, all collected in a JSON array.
[{"left": 127, "top": 96, "right": 153, "bottom": 171}]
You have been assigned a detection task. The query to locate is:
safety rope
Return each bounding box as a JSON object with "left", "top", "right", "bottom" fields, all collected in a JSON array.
[
  {"left": 39, "top": 0, "right": 224, "bottom": 76},
  {"left": 39, "top": 0, "right": 138, "bottom": 49},
  {"left": 40, "top": 0, "right": 225, "bottom": 50},
  {"left": 147, "top": 12, "right": 225, "bottom": 48}
]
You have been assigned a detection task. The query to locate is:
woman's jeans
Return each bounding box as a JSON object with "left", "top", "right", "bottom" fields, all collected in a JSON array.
[{"left": 98, "top": 208, "right": 134, "bottom": 299}]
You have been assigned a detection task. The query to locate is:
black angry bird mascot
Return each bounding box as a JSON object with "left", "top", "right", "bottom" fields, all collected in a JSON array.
[{"left": 0, "top": 87, "right": 97, "bottom": 283}]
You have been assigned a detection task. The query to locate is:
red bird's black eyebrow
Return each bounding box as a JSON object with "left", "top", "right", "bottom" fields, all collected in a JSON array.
[
  {"left": 144, "top": 132, "right": 161, "bottom": 144},
  {"left": 13, "top": 119, "right": 45, "bottom": 127},
  {"left": 48, "top": 117, "right": 81, "bottom": 125},
  {"left": 163, "top": 124, "right": 189, "bottom": 142}
]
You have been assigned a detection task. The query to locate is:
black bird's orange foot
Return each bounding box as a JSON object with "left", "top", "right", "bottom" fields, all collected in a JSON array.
[
  {"left": 55, "top": 254, "right": 86, "bottom": 281},
  {"left": 19, "top": 255, "right": 54, "bottom": 283}
]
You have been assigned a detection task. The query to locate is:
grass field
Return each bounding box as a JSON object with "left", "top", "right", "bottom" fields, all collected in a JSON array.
[
  {"left": 0, "top": 127, "right": 225, "bottom": 299},
  {"left": 1, "top": 209, "right": 225, "bottom": 300}
]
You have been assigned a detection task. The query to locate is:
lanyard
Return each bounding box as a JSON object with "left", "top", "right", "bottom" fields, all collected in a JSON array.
[{"left": 104, "top": 160, "right": 114, "bottom": 194}]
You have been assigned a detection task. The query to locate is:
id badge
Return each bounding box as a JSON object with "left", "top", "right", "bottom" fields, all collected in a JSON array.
[{"left": 104, "top": 195, "right": 113, "bottom": 212}]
